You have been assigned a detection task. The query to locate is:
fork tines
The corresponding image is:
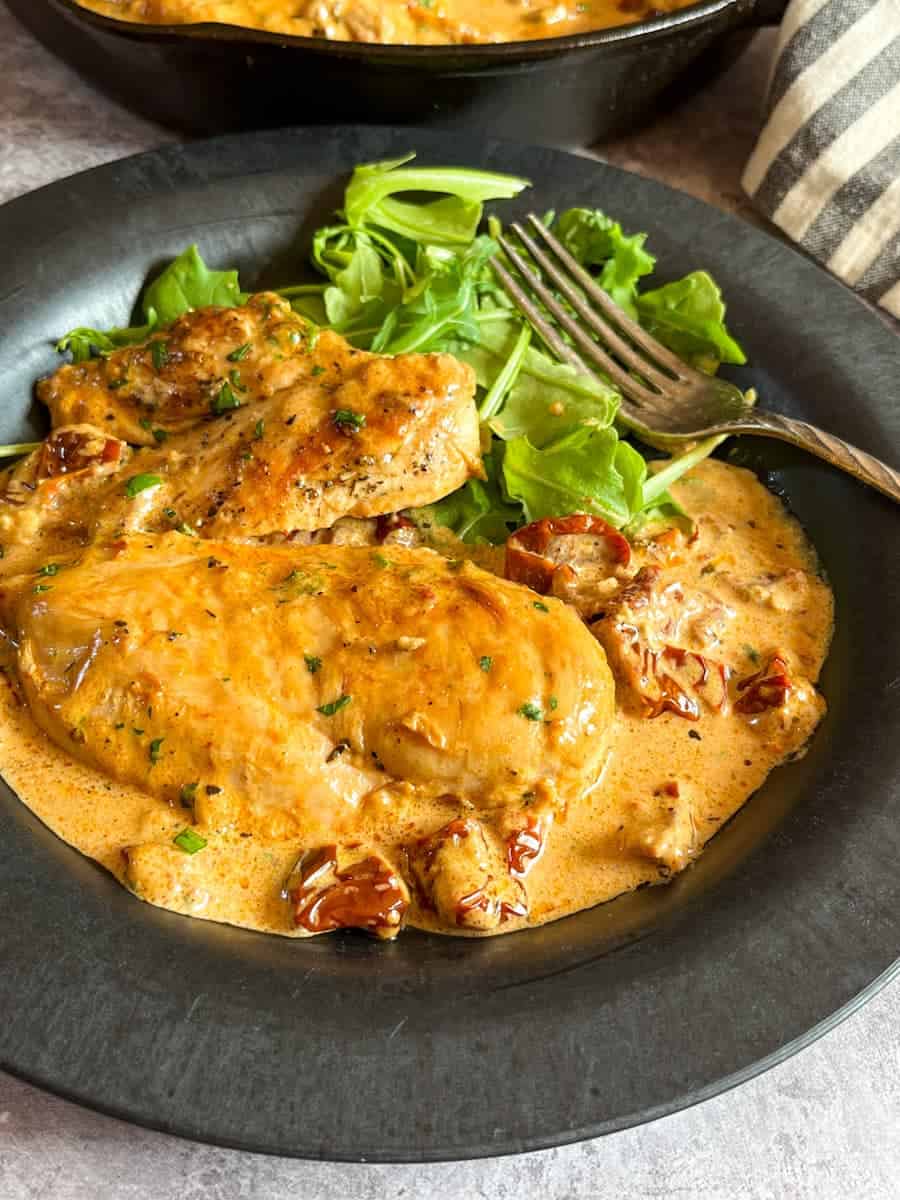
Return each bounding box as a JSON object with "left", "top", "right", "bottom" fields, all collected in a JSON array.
[{"left": 490, "top": 214, "right": 690, "bottom": 410}]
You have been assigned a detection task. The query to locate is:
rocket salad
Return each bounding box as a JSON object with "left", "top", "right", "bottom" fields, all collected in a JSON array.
[{"left": 51, "top": 153, "right": 746, "bottom": 540}]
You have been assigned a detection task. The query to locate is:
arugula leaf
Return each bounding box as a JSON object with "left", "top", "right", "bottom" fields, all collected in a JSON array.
[
  {"left": 636, "top": 271, "right": 746, "bottom": 369},
  {"left": 464, "top": 318, "right": 619, "bottom": 446},
  {"left": 56, "top": 322, "right": 155, "bottom": 363},
  {"left": 625, "top": 434, "right": 726, "bottom": 532},
  {"left": 556, "top": 207, "right": 656, "bottom": 317},
  {"left": 343, "top": 154, "right": 530, "bottom": 246},
  {"left": 478, "top": 322, "right": 531, "bottom": 420},
  {"left": 141, "top": 245, "right": 244, "bottom": 325},
  {"left": 378, "top": 236, "right": 498, "bottom": 354},
  {"left": 323, "top": 237, "right": 395, "bottom": 326},
  {"left": 502, "top": 426, "right": 634, "bottom": 528},
  {"left": 410, "top": 448, "right": 520, "bottom": 544},
  {"left": 57, "top": 245, "right": 245, "bottom": 363},
  {"left": 0, "top": 442, "right": 41, "bottom": 460}
]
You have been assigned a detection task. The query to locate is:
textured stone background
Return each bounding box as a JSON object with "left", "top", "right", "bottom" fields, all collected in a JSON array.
[{"left": 1, "top": 7, "right": 898, "bottom": 1196}]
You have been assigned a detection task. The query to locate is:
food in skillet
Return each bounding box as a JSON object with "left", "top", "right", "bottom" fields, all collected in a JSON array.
[
  {"left": 0, "top": 158, "right": 832, "bottom": 939},
  {"left": 76, "top": 0, "right": 697, "bottom": 44}
]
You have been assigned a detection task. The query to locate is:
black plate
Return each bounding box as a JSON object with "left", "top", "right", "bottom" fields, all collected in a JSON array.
[{"left": 1, "top": 127, "right": 898, "bottom": 1163}]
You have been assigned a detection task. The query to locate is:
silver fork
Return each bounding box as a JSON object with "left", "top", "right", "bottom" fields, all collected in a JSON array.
[{"left": 490, "top": 214, "right": 900, "bottom": 504}]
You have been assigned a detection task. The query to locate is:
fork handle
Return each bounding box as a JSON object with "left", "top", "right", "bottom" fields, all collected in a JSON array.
[{"left": 739, "top": 411, "right": 900, "bottom": 504}]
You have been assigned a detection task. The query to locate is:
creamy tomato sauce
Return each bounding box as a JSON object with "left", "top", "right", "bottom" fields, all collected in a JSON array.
[
  {"left": 0, "top": 459, "right": 833, "bottom": 939},
  {"left": 76, "top": 0, "right": 697, "bottom": 44}
]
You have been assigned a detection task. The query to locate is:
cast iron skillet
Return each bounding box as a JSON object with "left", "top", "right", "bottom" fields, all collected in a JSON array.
[
  {"left": 10, "top": 0, "right": 784, "bottom": 143},
  {"left": 0, "top": 127, "right": 898, "bottom": 1162}
]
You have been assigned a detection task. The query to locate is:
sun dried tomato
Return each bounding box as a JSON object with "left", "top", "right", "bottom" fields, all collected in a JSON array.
[
  {"left": 506, "top": 513, "right": 631, "bottom": 594},
  {"left": 735, "top": 654, "right": 792, "bottom": 715}
]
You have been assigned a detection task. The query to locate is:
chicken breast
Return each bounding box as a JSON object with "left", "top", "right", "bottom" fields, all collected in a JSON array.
[
  {"left": 9, "top": 538, "right": 615, "bottom": 932},
  {"left": 38, "top": 293, "right": 326, "bottom": 445},
  {"left": 12, "top": 538, "right": 613, "bottom": 820},
  {"left": 2, "top": 336, "right": 479, "bottom": 577}
]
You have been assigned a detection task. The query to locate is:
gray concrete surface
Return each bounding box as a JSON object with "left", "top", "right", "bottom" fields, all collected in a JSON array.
[{"left": 1, "top": 7, "right": 898, "bottom": 1196}]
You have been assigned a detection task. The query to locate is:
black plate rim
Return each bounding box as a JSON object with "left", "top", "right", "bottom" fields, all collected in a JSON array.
[
  {"left": 4, "top": 957, "right": 899, "bottom": 1163},
  {"left": 0, "top": 125, "right": 898, "bottom": 1163}
]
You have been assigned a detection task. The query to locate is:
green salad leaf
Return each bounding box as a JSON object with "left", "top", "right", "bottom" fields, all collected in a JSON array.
[
  {"left": 0, "top": 442, "right": 41, "bottom": 460},
  {"left": 56, "top": 321, "right": 156, "bottom": 363},
  {"left": 415, "top": 448, "right": 521, "bottom": 545},
  {"left": 142, "top": 245, "right": 245, "bottom": 324},
  {"left": 57, "top": 246, "right": 246, "bottom": 363},
  {"left": 306, "top": 154, "right": 529, "bottom": 352},
  {"left": 636, "top": 271, "right": 747, "bottom": 370},
  {"left": 556, "top": 207, "right": 656, "bottom": 318},
  {"left": 344, "top": 154, "right": 530, "bottom": 246},
  {"left": 462, "top": 316, "right": 620, "bottom": 444},
  {"left": 503, "top": 426, "right": 631, "bottom": 527},
  {"left": 51, "top": 155, "right": 747, "bottom": 551}
]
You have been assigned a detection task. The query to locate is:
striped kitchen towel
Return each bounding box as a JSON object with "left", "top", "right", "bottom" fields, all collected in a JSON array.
[{"left": 742, "top": 0, "right": 900, "bottom": 319}]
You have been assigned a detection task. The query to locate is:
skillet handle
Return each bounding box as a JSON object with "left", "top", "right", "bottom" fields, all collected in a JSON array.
[{"left": 750, "top": 0, "right": 789, "bottom": 25}]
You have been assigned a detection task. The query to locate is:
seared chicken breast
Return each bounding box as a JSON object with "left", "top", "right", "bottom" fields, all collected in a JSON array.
[
  {"left": 2, "top": 336, "right": 479, "bottom": 576},
  {"left": 13, "top": 539, "right": 613, "bottom": 820},
  {"left": 9, "top": 538, "right": 615, "bottom": 932},
  {"left": 39, "top": 294, "right": 323, "bottom": 445}
]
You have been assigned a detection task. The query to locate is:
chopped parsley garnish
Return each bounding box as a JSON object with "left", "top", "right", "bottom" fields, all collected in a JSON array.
[
  {"left": 317, "top": 694, "right": 352, "bottom": 717},
  {"left": 132, "top": 727, "right": 144, "bottom": 736},
  {"left": 176, "top": 522, "right": 198, "bottom": 537},
  {"left": 108, "top": 377, "right": 128, "bottom": 391},
  {"left": 229, "top": 369, "right": 246, "bottom": 392},
  {"left": 163, "top": 507, "right": 177, "bottom": 520},
  {"left": 124, "top": 473, "right": 162, "bottom": 498},
  {"left": 548, "top": 695, "right": 559, "bottom": 711},
  {"left": 33, "top": 584, "right": 52, "bottom": 594},
  {"left": 479, "top": 656, "right": 493, "bottom": 672},
  {"left": 150, "top": 340, "right": 169, "bottom": 371},
  {"left": 140, "top": 418, "right": 168, "bottom": 444},
  {"left": 533, "top": 600, "right": 549, "bottom": 612},
  {"left": 211, "top": 381, "right": 242, "bottom": 415},
  {"left": 311, "top": 364, "right": 325, "bottom": 377},
  {"left": 304, "top": 654, "right": 322, "bottom": 674},
  {"left": 149, "top": 737, "right": 164, "bottom": 764},
  {"left": 173, "top": 828, "right": 207, "bottom": 854},
  {"left": 114, "top": 722, "right": 125, "bottom": 730},
  {"left": 744, "top": 645, "right": 760, "bottom": 663},
  {"left": 37, "top": 563, "right": 61, "bottom": 577},
  {"left": 372, "top": 553, "right": 391, "bottom": 569},
  {"left": 227, "top": 343, "right": 252, "bottom": 362},
  {"left": 180, "top": 781, "right": 199, "bottom": 807},
  {"left": 273, "top": 568, "right": 325, "bottom": 597},
  {"left": 254, "top": 419, "right": 265, "bottom": 440},
  {"left": 332, "top": 409, "right": 366, "bottom": 433},
  {"left": 518, "top": 701, "right": 543, "bottom": 721}
]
